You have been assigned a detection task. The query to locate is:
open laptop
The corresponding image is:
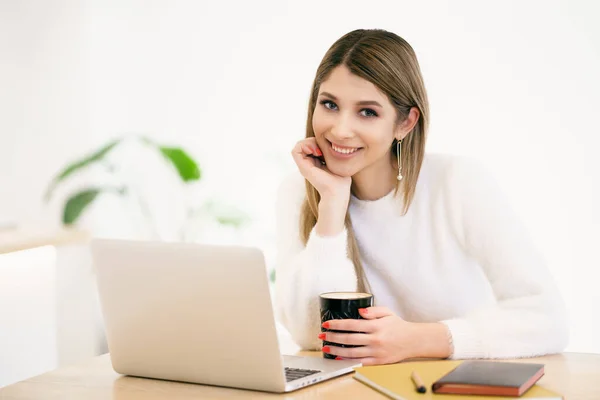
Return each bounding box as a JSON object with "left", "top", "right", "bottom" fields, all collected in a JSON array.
[{"left": 90, "top": 238, "right": 361, "bottom": 393}]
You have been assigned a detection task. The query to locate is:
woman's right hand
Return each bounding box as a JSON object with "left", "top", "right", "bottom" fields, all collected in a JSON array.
[
  {"left": 291, "top": 138, "right": 351, "bottom": 236},
  {"left": 291, "top": 138, "right": 352, "bottom": 199}
]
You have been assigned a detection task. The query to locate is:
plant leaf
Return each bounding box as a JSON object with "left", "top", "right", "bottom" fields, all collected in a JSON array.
[
  {"left": 45, "top": 139, "right": 122, "bottom": 201},
  {"left": 198, "top": 200, "right": 250, "bottom": 228},
  {"left": 62, "top": 186, "right": 125, "bottom": 225},
  {"left": 139, "top": 136, "right": 155, "bottom": 146},
  {"left": 62, "top": 189, "right": 101, "bottom": 225},
  {"left": 215, "top": 214, "right": 249, "bottom": 229},
  {"left": 158, "top": 147, "right": 201, "bottom": 182}
]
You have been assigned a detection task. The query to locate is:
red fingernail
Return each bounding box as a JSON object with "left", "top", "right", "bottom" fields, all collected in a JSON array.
[
  {"left": 359, "top": 308, "right": 368, "bottom": 314},
  {"left": 322, "top": 346, "right": 331, "bottom": 353},
  {"left": 322, "top": 322, "right": 330, "bottom": 329},
  {"left": 318, "top": 333, "right": 326, "bottom": 340},
  {"left": 335, "top": 357, "right": 343, "bottom": 360},
  {"left": 315, "top": 148, "right": 322, "bottom": 156}
]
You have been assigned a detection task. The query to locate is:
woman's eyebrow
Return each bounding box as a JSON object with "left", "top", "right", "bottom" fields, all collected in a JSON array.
[{"left": 319, "top": 91, "right": 383, "bottom": 108}]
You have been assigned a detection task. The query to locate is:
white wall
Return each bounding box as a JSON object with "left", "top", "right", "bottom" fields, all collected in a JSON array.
[
  {"left": 1, "top": 0, "right": 599, "bottom": 358},
  {"left": 0, "top": 0, "right": 93, "bottom": 227}
]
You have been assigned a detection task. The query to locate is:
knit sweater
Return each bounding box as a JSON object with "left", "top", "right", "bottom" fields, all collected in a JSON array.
[{"left": 274, "top": 153, "right": 569, "bottom": 359}]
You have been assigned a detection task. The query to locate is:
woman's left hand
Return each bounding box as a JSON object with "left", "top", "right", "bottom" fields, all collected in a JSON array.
[{"left": 319, "top": 307, "right": 451, "bottom": 366}]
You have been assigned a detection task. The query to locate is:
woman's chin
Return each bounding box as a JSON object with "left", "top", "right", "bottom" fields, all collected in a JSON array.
[{"left": 326, "top": 163, "right": 357, "bottom": 178}]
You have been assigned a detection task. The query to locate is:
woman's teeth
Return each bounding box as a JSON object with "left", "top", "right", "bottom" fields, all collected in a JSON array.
[{"left": 331, "top": 143, "right": 359, "bottom": 154}]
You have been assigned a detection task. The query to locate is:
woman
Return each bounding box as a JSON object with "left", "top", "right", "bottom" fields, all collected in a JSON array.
[{"left": 275, "top": 29, "right": 568, "bottom": 366}]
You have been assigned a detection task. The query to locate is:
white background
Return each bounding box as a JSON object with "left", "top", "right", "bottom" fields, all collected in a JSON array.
[{"left": 1, "top": 0, "right": 599, "bottom": 354}]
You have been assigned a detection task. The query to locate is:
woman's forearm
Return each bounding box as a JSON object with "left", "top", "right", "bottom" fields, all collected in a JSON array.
[{"left": 315, "top": 195, "right": 349, "bottom": 237}]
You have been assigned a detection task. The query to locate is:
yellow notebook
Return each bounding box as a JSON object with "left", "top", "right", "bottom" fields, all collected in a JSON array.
[{"left": 353, "top": 360, "right": 563, "bottom": 400}]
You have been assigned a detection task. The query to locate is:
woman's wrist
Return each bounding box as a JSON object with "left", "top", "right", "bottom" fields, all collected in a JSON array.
[
  {"left": 315, "top": 196, "right": 348, "bottom": 237},
  {"left": 408, "top": 322, "right": 453, "bottom": 359}
]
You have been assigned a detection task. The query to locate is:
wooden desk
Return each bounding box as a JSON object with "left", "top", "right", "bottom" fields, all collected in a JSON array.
[{"left": 1, "top": 352, "right": 598, "bottom": 399}]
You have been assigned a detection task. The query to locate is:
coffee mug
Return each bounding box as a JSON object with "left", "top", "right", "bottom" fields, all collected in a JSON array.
[{"left": 319, "top": 292, "right": 374, "bottom": 359}]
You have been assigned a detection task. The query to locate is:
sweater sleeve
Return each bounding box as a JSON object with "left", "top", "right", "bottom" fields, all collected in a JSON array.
[
  {"left": 440, "top": 157, "right": 569, "bottom": 359},
  {"left": 274, "top": 174, "right": 358, "bottom": 350}
]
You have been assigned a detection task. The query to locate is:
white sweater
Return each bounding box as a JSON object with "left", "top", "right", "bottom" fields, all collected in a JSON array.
[{"left": 274, "top": 153, "right": 569, "bottom": 359}]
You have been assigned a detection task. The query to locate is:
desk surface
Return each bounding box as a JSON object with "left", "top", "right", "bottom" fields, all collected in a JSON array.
[
  {"left": 1, "top": 352, "right": 599, "bottom": 399},
  {"left": 0, "top": 227, "right": 89, "bottom": 254}
]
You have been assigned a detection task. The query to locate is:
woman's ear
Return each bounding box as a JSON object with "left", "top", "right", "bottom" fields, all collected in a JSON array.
[{"left": 394, "top": 107, "right": 420, "bottom": 141}]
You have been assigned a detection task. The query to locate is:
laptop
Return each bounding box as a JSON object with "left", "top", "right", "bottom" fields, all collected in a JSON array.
[{"left": 90, "top": 238, "right": 361, "bottom": 393}]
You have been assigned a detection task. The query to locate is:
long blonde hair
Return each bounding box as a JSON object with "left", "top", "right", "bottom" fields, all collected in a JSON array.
[{"left": 300, "top": 29, "right": 430, "bottom": 292}]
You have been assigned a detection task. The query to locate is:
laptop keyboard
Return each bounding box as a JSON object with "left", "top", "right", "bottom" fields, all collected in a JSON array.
[{"left": 284, "top": 367, "right": 321, "bottom": 382}]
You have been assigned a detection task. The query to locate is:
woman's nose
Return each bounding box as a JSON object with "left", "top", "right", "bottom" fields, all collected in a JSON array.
[{"left": 330, "top": 113, "right": 354, "bottom": 140}]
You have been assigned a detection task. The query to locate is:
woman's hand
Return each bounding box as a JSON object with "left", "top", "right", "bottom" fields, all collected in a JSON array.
[
  {"left": 319, "top": 307, "right": 452, "bottom": 366},
  {"left": 291, "top": 137, "right": 351, "bottom": 199},
  {"left": 291, "top": 137, "right": 352, "bottom": 236}
]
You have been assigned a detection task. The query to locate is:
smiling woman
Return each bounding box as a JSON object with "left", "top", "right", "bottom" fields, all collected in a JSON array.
[{"left": 274, "top": 29, "right": 568, "bottom": 366}]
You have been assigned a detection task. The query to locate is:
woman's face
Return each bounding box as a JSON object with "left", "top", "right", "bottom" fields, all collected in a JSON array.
[{"left": 312, "top": 65, "right": 410, "bottom": 178}]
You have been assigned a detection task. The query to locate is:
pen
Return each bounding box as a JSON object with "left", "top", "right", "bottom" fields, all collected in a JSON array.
[{"left": 411, "top": 370, "right": 426, "bottom": 394}]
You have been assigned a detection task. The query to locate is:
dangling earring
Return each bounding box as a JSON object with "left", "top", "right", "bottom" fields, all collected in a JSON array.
[{"left": 396, "top": 139, "right": 403, "bottom": 181}]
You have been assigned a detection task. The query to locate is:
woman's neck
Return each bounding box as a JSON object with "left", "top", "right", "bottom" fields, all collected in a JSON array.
[{"left": 351, "top": 157, "right": 397, "bottom": 201}]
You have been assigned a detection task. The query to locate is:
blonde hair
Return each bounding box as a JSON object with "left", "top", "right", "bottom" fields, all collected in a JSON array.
[{"left": 300, "top": 29, "right": 430, "bottom": 292}]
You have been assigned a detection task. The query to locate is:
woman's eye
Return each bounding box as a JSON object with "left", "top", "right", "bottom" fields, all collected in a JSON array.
[
  {"left": 360, "top": 108, "right": 378, "bottom": 118},
  {"left": 320, "top": 100, "right": 338, "bottom": 110}
]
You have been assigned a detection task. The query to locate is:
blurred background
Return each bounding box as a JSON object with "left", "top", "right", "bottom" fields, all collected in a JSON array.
[{"left": 1, "top": 0, "right": 598, "bottom": 387}]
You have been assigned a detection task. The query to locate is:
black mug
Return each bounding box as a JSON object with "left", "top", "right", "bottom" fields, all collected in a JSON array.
[{"left": 319, "top": 292, "right": 374, "bottom": 359}]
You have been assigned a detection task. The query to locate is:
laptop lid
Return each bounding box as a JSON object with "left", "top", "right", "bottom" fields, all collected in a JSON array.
[{"left": 91, "top": 238, "right": 287, "bottom": 392}]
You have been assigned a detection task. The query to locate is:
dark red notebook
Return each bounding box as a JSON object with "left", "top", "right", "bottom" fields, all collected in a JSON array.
[{"left": 432, "top": 361, "right": 545, "bottom": 396}]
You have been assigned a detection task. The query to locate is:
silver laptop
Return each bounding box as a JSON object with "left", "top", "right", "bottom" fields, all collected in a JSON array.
[{"left": 90, "top": 238, "right": 360, "bottom": 393}]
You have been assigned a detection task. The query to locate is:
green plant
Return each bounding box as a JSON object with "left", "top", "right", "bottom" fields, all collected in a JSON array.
[{"left": 44, "top": 135, "right": 248, "bottom": 238}]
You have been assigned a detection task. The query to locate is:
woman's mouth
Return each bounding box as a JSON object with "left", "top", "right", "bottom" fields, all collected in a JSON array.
[{"left": 327, "top": 140, "right": 363, "bottom": 158}]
